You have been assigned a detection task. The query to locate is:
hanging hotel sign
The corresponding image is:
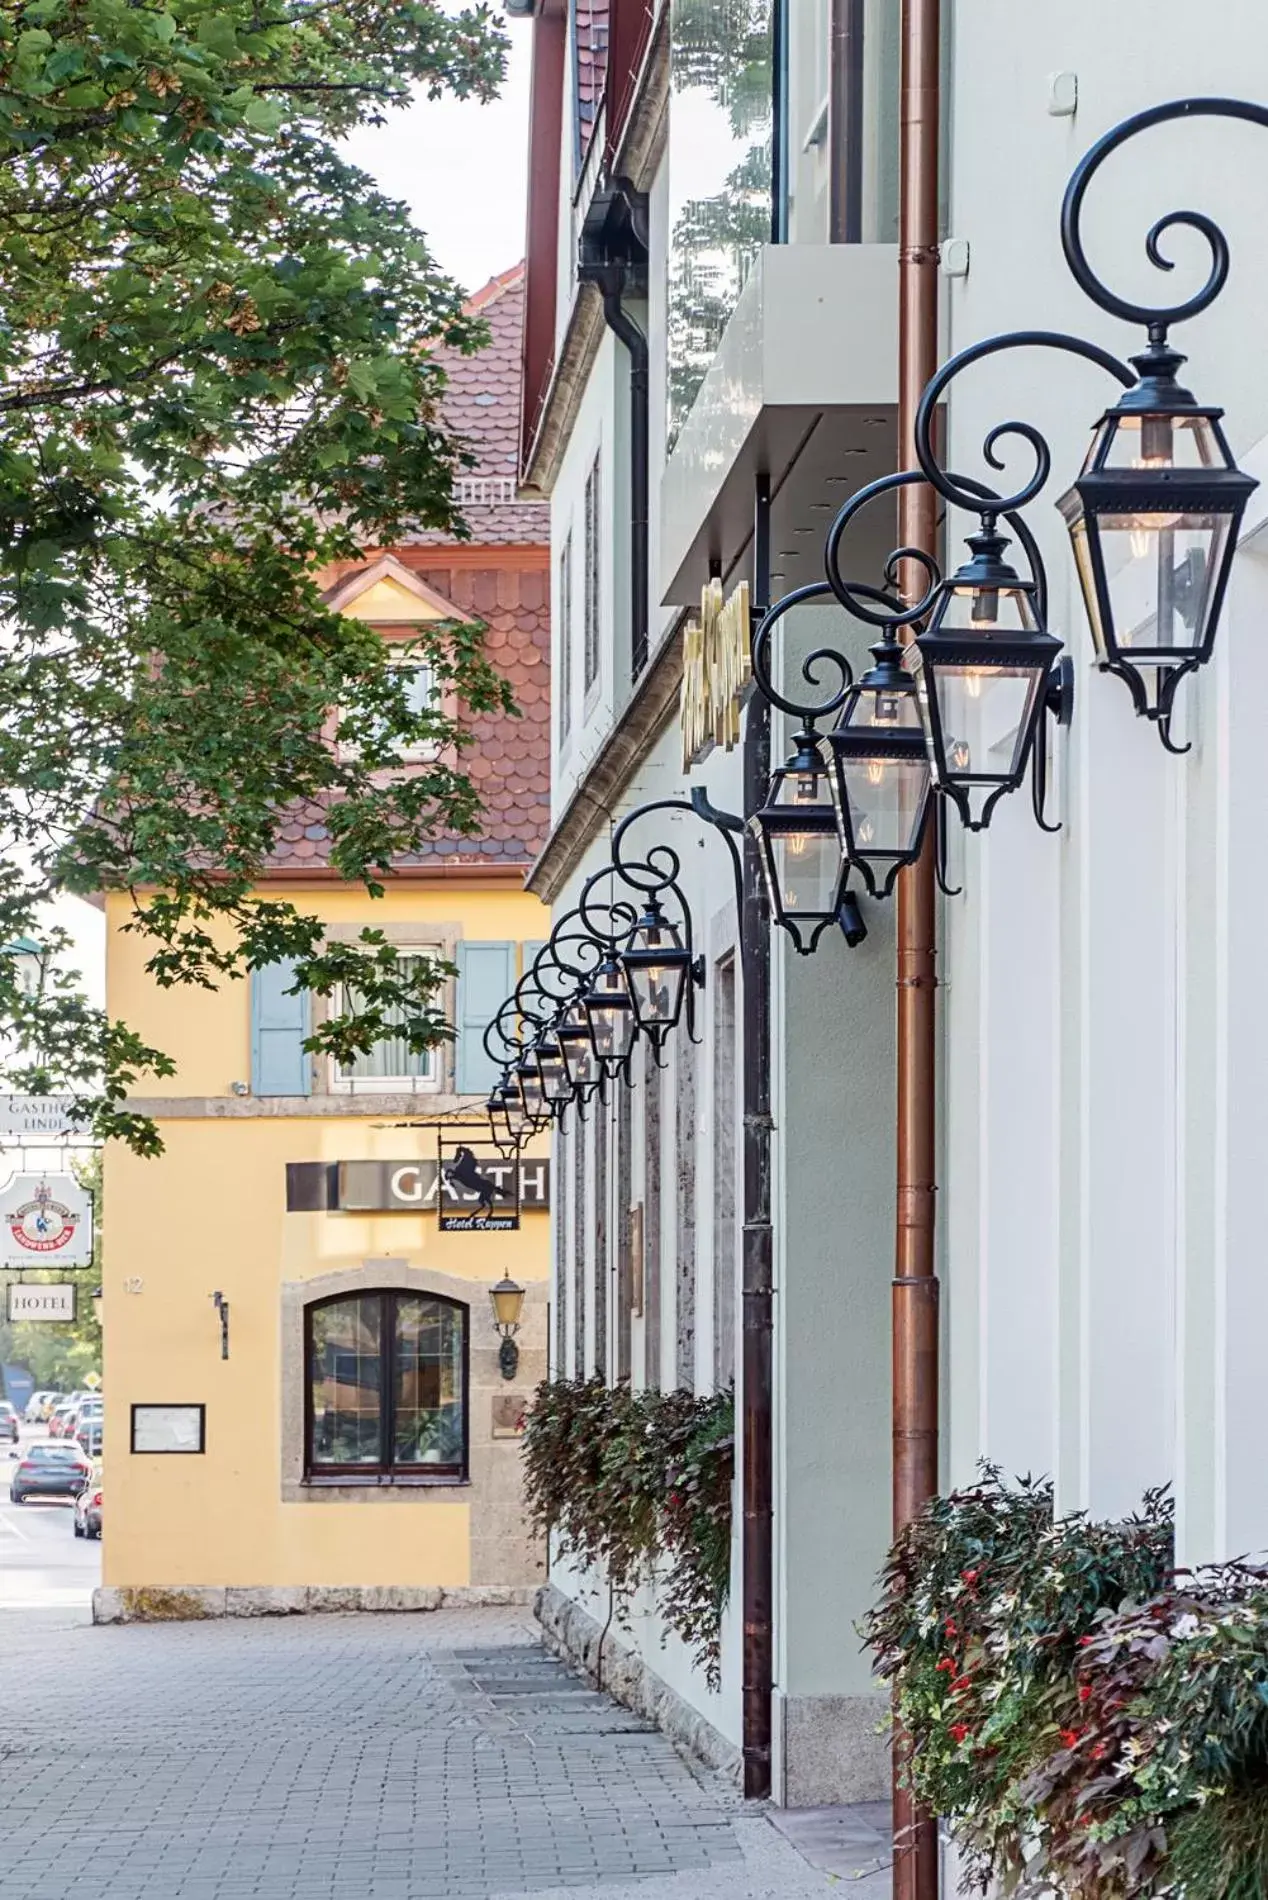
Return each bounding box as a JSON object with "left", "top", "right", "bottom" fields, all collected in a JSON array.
[
  {"left": 0, "top": 1095, "right": 92, "bottom": 1139},
  {"left": 285, "top": 1157, "right": 550, "bottom": 1217},
  {"left": 0, "top": 1174, "right": 93, "bottom": 1267},
  {"left": 680, "top": 577, "right": 752, "bottom": 769},
  {"left": 7, "top": 1282, "right": 76, "bottom": 1323}
]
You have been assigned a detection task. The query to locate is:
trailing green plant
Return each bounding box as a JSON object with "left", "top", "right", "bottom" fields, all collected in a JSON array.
[{"left": 522, "top": 1378, "right": 734, "bottom": 1687}]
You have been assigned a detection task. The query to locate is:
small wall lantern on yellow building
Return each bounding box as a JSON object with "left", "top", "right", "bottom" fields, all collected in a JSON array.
[{"left": 489, "top": 1274, "right": 526, "bottom": 1380}]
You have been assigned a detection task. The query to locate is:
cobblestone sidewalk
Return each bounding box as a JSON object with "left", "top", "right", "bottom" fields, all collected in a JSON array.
[{"left": 0, "top": 1607, "right": 878, "bottom": 1900}]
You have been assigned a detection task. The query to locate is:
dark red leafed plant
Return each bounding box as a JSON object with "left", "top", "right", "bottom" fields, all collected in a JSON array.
[{"left": 522, "top": 1379, "right": 734, "bottom": 1688}]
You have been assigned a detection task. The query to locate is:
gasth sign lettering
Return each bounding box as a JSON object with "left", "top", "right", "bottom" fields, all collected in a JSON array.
[
  {"left": 6, "top": 1282, "right": 76, "bottom": 1323},
  {"left": 285, "top": 1158, "right": 550, "bottom": 1214},
  {"left": 680, "top": 577, "right": 752, "bottom": 769}
]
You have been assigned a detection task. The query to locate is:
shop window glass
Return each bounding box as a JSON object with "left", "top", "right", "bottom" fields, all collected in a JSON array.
[{"left": 306, "top": 1291, "right": 467, "bottom": 1479}]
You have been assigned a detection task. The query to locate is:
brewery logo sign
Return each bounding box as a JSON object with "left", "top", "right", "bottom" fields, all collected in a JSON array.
[{"left": 0, "top": 1174, "right": 93, "bottom": 1267}]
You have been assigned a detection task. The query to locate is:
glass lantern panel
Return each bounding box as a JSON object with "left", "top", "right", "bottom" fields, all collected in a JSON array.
[
  {"left": 627, "top": 960, "right": 688, "bottom": 1026},
  {"left": 839, "top": 754, "right": 931, "bottom": 855},
  {"left": 1092, "top": 512, "right": 1231, "bottom": 654},
  {"left": 1093, "top": 411, "right": 1224, "bottom": 473},
  {"left": 934, "top": 664, "right": 1044, "bottom": 783},
  {"left": 843, "top": 689, "right": 923, "bottom": 732},
  {"left": 561, "top": 1035, "right": 598, "bottom": 1089},
  {"left": 772, "top": 761, "right": 834, "bottom": 809},
  {"left": 769, "top": 830, "right": 844, "bottom": 919},
  {"left": 588, "top": 1000, "right": 636, "bottom": 1063},
  {"left": 1068, "top": 513, "right": 1109, "bottom": 660},
  {"left": 935, "top": 585, "right": 1038, "bottom": 634},
  {"left": 538, "top": 1054, "right": 570, "bottom": 1102}
]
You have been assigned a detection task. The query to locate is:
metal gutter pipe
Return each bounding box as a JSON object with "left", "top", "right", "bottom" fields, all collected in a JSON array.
[{"left": 892, "top": 0, "right": 942, "bottom": 1894}]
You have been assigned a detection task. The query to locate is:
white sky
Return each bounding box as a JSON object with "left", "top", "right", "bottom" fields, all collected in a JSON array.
[{"left": 340, "top": 17, "right": 535, "bottom": 299}]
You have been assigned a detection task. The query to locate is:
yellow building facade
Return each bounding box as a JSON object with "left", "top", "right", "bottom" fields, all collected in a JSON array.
[{"left": 101, "top": 885, "right": 550, "bottom": 1614}]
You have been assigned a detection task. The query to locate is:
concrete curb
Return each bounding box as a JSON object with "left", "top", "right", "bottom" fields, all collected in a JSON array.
[{"left": 92, "top": 1583, "right": 536, "bottom": 1624}]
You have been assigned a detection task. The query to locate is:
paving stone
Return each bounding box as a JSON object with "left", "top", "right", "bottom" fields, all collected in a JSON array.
[{"left": 3, "top": 1607, "right": 824, "bottom": 1899}]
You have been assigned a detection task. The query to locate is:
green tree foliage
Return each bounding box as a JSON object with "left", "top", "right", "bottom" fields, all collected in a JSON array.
[{"left": 0, "top": 0, "right": 512, "bottom": 1150}]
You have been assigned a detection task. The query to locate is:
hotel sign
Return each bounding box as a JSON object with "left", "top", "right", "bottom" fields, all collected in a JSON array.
[
  {"left": 286, "top": 1158, "right": 550, "bottom": 1214},
  {"left": 6, "top": 1282, "right": 75, "bottom": 1323},
  {"left": 680, "top": 577, "right": 752, "bottom": 769}
]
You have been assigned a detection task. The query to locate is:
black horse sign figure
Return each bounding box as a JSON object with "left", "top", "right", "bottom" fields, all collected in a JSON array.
[{"left": 438, "top": 1140, "right": 520, "bottom": 1232}]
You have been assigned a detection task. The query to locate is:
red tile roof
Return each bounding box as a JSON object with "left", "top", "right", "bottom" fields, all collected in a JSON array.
[
  {"left": 264, "top": 266, "right": 551, "bottom": 878},
  {"left": 410, "top": 262, "right": 548, "bottom": 549},
  {"left": 574, "top": 2, "right": 610, "bottom": 160}
]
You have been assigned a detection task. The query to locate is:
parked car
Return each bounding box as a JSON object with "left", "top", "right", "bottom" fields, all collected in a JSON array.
[
  {"left": 10, "top": 1442, "right": 92, "bottom": 1502},
  {"left": 48, "top": 1403, "right": 76, "bottom": 1438},
  {"left": 24, "top": 1390, "right": 55, "bottom": 1423},
  {"left": 76, "top": 1419, "right": 103, "bottom": 1460},
  {"left": 0, "top": 1401, "right": 18, "bottom": 1445},
  {"left": 73, "top": 1478, "right": 102, "bottom": 1539}
]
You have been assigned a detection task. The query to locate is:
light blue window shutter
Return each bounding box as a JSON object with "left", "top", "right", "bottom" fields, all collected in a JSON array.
[
  {"left": 250, "top": 959, "right": 312, "bottom": 1097},
  {"left": 455, "top": 942, "right": 515, "bottom": 1096},
  {"left": 522, "top": 940, "right": 547, "bottom": 976}
]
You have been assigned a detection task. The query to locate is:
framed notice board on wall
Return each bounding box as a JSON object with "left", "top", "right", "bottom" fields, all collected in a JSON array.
[{"left": 130, "top": 1404, "right": 205, "bottom": 1454}]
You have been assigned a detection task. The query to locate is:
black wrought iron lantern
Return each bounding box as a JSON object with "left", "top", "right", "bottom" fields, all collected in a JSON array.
[
  {"left": 618, "top": 897, "right": 697, "bottom": 1045},
  {"left": 531, "top": 1026, "right": 573, "bottom": 1116},
  {"left": 1057, "top": 357, "right": 1256, "bottom": 742},
  {"left": 486, "top": 1073, "right": 519, "bottom": 1150},
  {"left": 512, "top": 1052, "right": 549, "bottom": 1127},
  {"left": 749, "top": 729, "right": 850, "bottom": 955},
  {"left": 825, "top": 635, "right": 932, "bottom": 896},
  {"left": 580, "top": 951, "right": 638, "bottom": 1077},
  {"left": 554, "top": 996, "right": 602, "bottom": 1100},
  {"left": 911, "top": 528, "right": 1065, "bottom": 832}
]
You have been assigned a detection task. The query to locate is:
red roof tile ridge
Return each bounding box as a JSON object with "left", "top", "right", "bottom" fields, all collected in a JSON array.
[{"left": 464, "top": 261, "right": 525, "bottom": 316}]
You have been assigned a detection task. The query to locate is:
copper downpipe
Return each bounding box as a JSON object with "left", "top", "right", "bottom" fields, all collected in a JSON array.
[{"left": 893, "top": 0, "right": 941, "bottom": 1896}]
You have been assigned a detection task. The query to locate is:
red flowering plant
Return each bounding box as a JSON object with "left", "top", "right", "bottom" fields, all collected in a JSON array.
[
  {"left": 860, "top": 1467, "right": 1172, "bottom": 1895},
  {"left": 1017, "top": 1567, "right": 1268, "bottom": 1900}
]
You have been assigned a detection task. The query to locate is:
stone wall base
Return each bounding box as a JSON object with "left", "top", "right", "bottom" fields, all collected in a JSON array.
[
  {"left": 774, "top": 1688, "right": 891, "bottom": 1806},
  {"left": 93, "top": 1583, "right": 535, "bottom": 1624},
  {"left": 534, "top": 1581, "right": 742, "bottom": 1784}
]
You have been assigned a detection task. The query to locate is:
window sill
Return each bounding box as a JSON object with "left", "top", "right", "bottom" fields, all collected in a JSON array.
[
  {"left": 285, "top": 1474, "right": 472, "bottom": 1505},
  {"left": 304, "top": 1473, "right": 469, "bottom": 1488}
]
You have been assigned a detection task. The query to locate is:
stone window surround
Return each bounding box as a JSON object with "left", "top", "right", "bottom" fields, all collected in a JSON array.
[
  {"left": 312, "top": 920, "right": 459, "bottom": 1099},
  {"left": 280, "top": 1258, "right": 543, "bottom": 1507}
]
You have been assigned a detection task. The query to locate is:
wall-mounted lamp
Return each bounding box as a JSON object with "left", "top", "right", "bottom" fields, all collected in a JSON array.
[
  {"left": 489, "top": 1274, "right": 526, "bottom": 1380},
  {"left": 210, "top": 1290, "right": 229, "bottom": 1361}
]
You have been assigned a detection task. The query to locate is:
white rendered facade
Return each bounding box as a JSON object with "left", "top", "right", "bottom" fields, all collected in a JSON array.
[{"left": 939, "top": 1, "right": 1268, "bottom": 1568}]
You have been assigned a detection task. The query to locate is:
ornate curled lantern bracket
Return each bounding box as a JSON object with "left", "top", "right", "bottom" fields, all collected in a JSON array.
[
  {"left": 603, "top": 799, "right": 742, "bottom": 1052},
  {"left": 908, "top": 98, "right": 1268, "bottom": 754}
]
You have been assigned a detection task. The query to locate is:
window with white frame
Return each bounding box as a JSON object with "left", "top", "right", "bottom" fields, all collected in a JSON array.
[
  {"left": 583, "top": 452, "right": 601, "bottom": 694},
  {"left": 330, "top": 951, "right": 442, "bottom": 1092},
  {"left": 558, "top": 531, "right": 573, "bottom": 742},
  {"left": 339, "top": 656, "right": 438, "bottom": 763}
]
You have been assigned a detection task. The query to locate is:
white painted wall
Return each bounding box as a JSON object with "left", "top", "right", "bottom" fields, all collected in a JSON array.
[{"left": 943, "top": 2, "right": 1268, "bottom": 1563}]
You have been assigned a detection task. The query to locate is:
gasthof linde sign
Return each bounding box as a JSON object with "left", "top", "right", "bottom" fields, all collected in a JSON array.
[{"left": 680, "top": 577, "right": 752, "bottom": 770}]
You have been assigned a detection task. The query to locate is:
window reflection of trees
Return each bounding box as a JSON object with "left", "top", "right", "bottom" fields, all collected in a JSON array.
[
  {"left": 668, "top": 0, "right": 774, "bottom": 446},
  {"left": 307, "top": 1290, "right": 467, "bottom": 1478}
]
